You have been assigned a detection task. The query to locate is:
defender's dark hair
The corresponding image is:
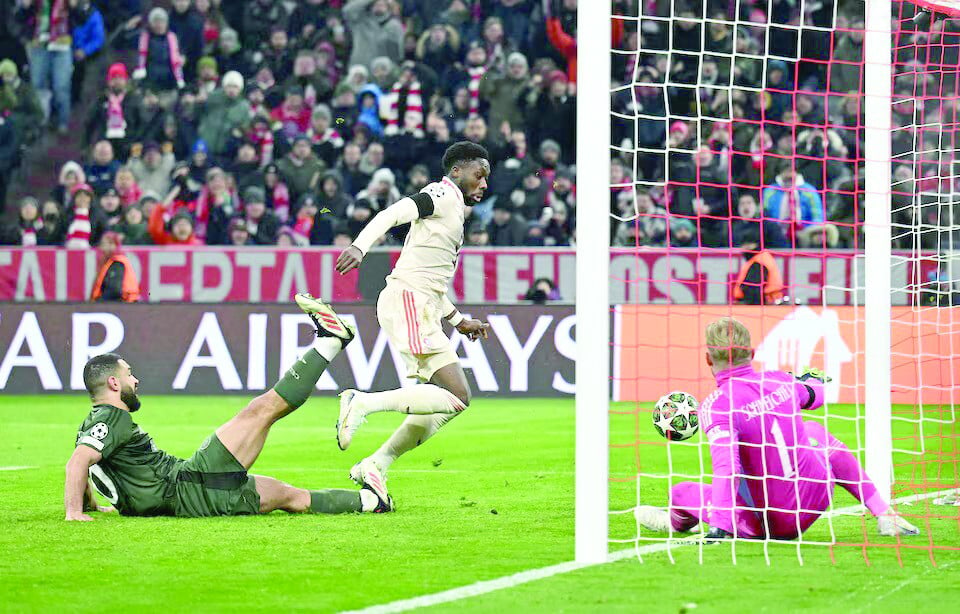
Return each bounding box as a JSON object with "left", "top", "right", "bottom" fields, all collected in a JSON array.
[
  {"left": 441, "top": 141, "right": 489, "bottom": 174},
  {"left": 83, "top": 353, "right": 124, "bottom": 397}
]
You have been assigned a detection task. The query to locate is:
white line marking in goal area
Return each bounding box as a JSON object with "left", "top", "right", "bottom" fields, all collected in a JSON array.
[
  {"left": 341, "top": 489, "right": 955, "bottom": 614},
  {"left": 0, "top": 466, "right": 36, "bottom": 471}
]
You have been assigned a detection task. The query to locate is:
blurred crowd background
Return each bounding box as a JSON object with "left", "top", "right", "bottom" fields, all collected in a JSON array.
[
  {"left": 0, "top": 0, "right": 578, "bottom": 249},
  {"left": 0, "top": 0, "right": 957, "bottom": 257}
]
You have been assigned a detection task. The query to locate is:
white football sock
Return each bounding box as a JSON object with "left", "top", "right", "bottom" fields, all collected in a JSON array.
[
  {"left": 311, "top": 336, "right": 342, "bottom": 362},
  {"left": 370, "top": 413, "right": 458, "bottom": 472},
  {"left": 359, "top": 488, "right": 380, "bottom": 512},
  {"left": 354, "top": 384, "right": 466, "bottom": 416}
]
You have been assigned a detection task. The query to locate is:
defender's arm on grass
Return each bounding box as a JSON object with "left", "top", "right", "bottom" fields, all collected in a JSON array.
[
  {"left": 65, "top": 445, "right": 102, "bottom": 521},
  {"left": 335, "top": 193, "right": 435, "bottom": 274}
]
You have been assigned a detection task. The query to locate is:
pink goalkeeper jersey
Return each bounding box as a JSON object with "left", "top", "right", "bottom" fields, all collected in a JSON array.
[{"left": 699, "top": 364, "right": 826, "bottom": 535}]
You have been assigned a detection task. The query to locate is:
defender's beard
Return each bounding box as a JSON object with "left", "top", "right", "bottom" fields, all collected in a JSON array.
[{"left": 121, "top": 384, "right": 141, "bottom": 412}]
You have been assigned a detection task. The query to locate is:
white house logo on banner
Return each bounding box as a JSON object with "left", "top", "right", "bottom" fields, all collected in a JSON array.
[{"left": 754, "top": 306, "right": 853, "bottom": 403}]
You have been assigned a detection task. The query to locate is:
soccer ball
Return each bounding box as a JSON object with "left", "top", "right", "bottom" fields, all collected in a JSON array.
[{"left": 653, "top": 391, "right": 700, "bottom": 441}]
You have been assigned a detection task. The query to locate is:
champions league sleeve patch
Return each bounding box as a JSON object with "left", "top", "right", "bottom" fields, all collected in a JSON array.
[{"left": 89, "top": 422, "right": 109, "bottom": 440}]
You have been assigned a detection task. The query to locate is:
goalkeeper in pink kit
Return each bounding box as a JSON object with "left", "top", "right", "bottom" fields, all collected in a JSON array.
[{"left": 636, "top": 317, "right": 920, "bottom": 540}]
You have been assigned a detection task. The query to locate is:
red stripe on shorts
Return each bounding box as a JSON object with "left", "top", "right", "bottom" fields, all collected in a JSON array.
[{"left": 403, "top": 290, "right": 422, "bottom": 354}]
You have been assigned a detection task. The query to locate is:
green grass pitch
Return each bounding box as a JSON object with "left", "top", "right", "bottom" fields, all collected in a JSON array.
[{"left": 0, "top": 395, "right": 957, "bottom": 612}]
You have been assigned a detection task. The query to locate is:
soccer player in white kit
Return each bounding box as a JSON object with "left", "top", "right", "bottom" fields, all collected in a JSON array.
[{"left": 334, "top": 141, "right": 492, "bottom": 493}]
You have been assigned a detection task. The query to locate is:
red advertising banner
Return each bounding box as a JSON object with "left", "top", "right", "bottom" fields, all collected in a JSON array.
[
  {"left": 614, "top": 305, "right": 960, "bottom": 404},
  {"left": 0, "top": 247, "right": 946, "bottom": 305}
]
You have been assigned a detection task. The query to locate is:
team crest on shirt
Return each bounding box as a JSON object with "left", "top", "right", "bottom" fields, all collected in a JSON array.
[
  {"left": 89, "top": 422, "right": 109, "bottom": 440},
  {"left": 422, "top": 336, "right": 434, "bottom": 349}
]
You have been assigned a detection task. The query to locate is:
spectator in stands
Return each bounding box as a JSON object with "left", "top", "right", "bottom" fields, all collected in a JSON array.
[
  {"left": 465, "top": 221, "right": 489, "bottom": 246},
  {"left": 524, "top": 277, "right": 562, "bottom": 304},
  {"left": 197, "top": 166, "right": 239, "bottom": 243},
  {"left": 169, "top": 0, "right": 205, "bottom": 83},
  {"left": 288, "top": 0, "right": 332, "bottom": 47},
  {"left": 523, "top": 69, "right": 575, "bottom": 164},
  {"left": 416, "top": 22, "right": 461, "bottom": 77},
  {"left": 96, "top": 186, "right": 123, "bottom": 230},
  {"left": 762, "top": 167, "right": 839, "bottom": 248},
  {"left": 16, "top": 0, "right": 75, "bottom": 134},
  {"left": 90, "top": 231, "right": 140, "bottom": 302},
  {"left": 731, "top": 192, "right": 788, "bottom": 250},
  {"left": 229, "top": 142, "right": 263, "bottom": 194},
  {"left": 344, "top": 0, "right": 404, "bottom": 69},
  {"left": 65, "top": 182, "right": 102, "bottom": 248},
  {"left": 242, "top": 186, "right": 280, "bottom": 245},
  {"left": 129, "top": 142, "right": 175, "bottom": 197},
  {"left": 118, "top": 202, "right": 149, "bottom": 245},
  {"left": 277, "top": 135, "right": 325, "bottom": 204},
  {"left": 263, "top": 162, "right": 291, "bottom": 221},
  {"left": 307, "top": 104, "right": 344, "bottom": 167},
  {"left": 487, "top": 201, "right": 526, "bottom": 246},
  {"left": 114, "top": 166, "right": 142, "bottom": 207},
  {"left": 194, "top": 0, "right": 226, "bottom": 49},
  {"left": 84, "top": 140, "right": 119, "bottom": 194},
  {"left": 68, "top": 0, "right": 104, "bottom": 104},
  {"left": 38, "top": 199, "right": 67, "bottom": 245},
  {"left": 214, "top": 27, "right": 254, "bottom": 78},
  {"left": 543, "top": 0, "right": 577, "bottom": 84},
  {"left": 317, "top": 171, "right": 352, "bottom": 220},
  {"left": 53, "top": 160, "right": 86, "bottom": 208},
  {"left": 133, "top": 8, "right": 186, "bottom": 106},
  {"left": 0, "top": 117, "right": 16, "bottom": 211},
  {"left": 481, "top": 52, "right": 530, "bottom": 135},
  {"left": 669, "top": 218, "right": 699, "bottom": 248},
  {"left": 227, "top": 217, "right": 252, "bottom": 245},
  {"left": 356, "top": 168, "right": 401, "bottom": 215},
  {"left": 149, "top": 206, "right": 202, "bottom": 246},
  {"left": 271, "top": 85, "right": 312, "bottom": 140},
  {"left": 619, "top": 190, "right": 667, "bottom": 247},
  {"left": 8, "top": 197, "right": 44, "bottom": 246},
  {"left": 197, "top": 71, "right": 251, "bottom": 163},
  {"left": 0, "top": 58, "right": 44, "bottom": 147},
  {"left": 544, "top": 202, "right": 573, "bottom": 246},
  {"left": 243, "top": 0, "right": 289, "bottom": 51},
  {"left": 85, "top": 63, "right": 140, "bottom": 156}
]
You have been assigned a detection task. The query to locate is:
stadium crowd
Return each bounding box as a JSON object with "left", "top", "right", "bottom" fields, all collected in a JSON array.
[
  {"left": 612, "top": 0, "right": 959, "bottom": 253},
  {"left": 0, "top": 0, "right": 578, "bottom": 248}
]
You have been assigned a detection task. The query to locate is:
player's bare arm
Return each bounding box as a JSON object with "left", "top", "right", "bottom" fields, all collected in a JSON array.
[{"left": 64, "top": 444, "right": 101, "bottom": 521}]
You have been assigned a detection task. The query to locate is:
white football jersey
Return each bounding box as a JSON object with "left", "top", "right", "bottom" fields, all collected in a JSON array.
[{"left": 386, "top": 176, "right": 465, "bottom": 296}]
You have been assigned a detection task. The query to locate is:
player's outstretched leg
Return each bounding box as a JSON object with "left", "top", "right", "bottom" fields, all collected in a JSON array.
[
  {"left": 216, "top": 293, "right": 355, "bottom": 469},
  {"left": 336, "top": 363, "right": 469, "bottom": 451},
  {"left": 803, "top": 422, "right": 920, "bottom": 537},
  {"left": 253, "top": 475, "right": 392, "bottom": 514}
]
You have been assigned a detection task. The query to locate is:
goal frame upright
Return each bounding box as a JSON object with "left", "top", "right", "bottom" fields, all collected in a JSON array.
[
  {"left": 575, "top": 0, "right": 611, "bottom": 564},
  {"left": 863, "top": 0, "right": 894, "bottom": 504}
]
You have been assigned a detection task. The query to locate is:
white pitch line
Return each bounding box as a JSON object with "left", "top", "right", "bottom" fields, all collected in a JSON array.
[
  {"left": 0, "top": 466, "right": 36, "bottom": 471},
  {"left": 341, "top": 488, "right": 955, "bottom": 614}
]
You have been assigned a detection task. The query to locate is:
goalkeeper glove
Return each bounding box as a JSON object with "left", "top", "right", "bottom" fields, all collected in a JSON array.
[
  {"left": 791, "top": 366, "right": 832, "bottom": 384},
  {"left": 703, "top": 527, "right": 733, "bottom": 543}
]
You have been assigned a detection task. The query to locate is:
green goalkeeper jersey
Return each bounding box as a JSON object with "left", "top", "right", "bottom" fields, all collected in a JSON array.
[{"left": 76, "top": 404, "right": 179, "bottom": 516}]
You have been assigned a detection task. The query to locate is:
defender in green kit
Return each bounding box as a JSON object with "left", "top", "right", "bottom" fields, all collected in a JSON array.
[{"left": 64, "top": 294, "right": 393, "bottom": 521}]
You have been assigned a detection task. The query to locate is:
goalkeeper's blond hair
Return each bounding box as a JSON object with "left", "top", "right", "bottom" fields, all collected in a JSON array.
[{"left": 705, "top": 317, "right": 753, "bottom": 369}]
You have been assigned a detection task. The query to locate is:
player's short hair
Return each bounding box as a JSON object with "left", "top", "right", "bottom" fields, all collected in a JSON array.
[
  {"left": 704, "top": 317, "right": 752, "bottom": 369},
  {"left": 83, "top": 353, "right": 125, "bottom": 397},
  {"left": 442, "top": 141, "right": 489, "bottom": 174}
]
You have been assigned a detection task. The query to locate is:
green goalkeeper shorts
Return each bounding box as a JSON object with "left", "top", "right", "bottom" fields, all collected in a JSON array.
[{"left": 171, "top": 434, "right": 260, "bottom": 517}]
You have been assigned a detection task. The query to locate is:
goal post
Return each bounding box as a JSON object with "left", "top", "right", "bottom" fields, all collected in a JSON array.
[
  {"left": 581, "top": 0, "right": 959, "bottom": 564},
  {"left": 863, "top": 0, "right": 894, "bottom": 504},
  {"left": 574, "top": 0, "right": 611, "bottom": 565}
]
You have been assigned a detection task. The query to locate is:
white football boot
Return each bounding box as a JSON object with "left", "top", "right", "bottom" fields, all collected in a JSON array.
[
  {"left": 634, "top": 505, "right": 673, "bottom": 533},
  {"left": 294, "top": 293, "right": 355, "bottom": 345},
  {"left": 351, "top": 457, "right": 388, "bottom": 499},
  {"left": 336, "top": 389, "right": 366, "bottom": 450}
]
